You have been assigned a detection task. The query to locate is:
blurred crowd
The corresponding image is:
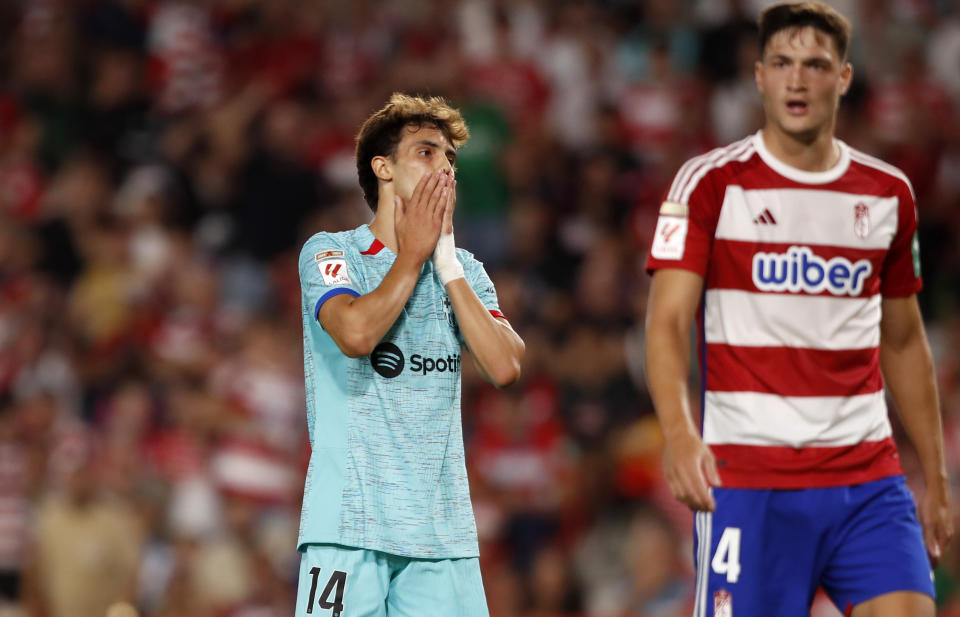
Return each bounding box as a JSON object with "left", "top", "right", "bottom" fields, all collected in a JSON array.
[{"left": 1, "top": 0, "right": 959, "bottom": 616}]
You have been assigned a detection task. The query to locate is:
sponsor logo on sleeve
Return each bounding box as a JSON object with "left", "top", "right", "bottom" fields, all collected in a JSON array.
[
  {"left": 318, "top": 258, "right": 351, "bottom": 285},
  {"left": 315, "top": 250, "right": 344, "bottom": 260},
  {"left": 651, "top": 201, "right": 690, "bottom": 260}
]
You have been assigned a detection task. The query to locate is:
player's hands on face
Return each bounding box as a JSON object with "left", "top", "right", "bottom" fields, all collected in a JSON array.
[
  {"left": 663, "top": 432, "right": 722, "bottom": 512},
  {"left": 440, "top": 174, "right": 456, "bottom": 235},
  {"left": 919, "top": 480, "right": 954, "bottom": 566},
  {"left": 394, "top": 169, "right": 450, "bottom": 264}
]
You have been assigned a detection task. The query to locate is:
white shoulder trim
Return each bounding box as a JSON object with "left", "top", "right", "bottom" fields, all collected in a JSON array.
[{"left": 667, "top": 137, "right": 755, "bottom": 205}]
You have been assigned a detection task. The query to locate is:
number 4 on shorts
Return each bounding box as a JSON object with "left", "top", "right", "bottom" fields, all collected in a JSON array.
[
  {"left": 711, "top": 527, "right": 742, "bottom": 584},
  {"left": 306, "top": 567, "right": 347, "bottom": 617}
]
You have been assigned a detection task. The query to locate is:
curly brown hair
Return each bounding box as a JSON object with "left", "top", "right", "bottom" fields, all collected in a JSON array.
[
  {"left": 758, "top": 2, "right": 852, "bottom": 62},
  {"left": 355, "top": 93, "right": 470, "bottom": 212}
]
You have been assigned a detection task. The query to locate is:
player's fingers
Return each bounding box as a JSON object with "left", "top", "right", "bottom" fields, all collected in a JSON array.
[
  {"left": 703, "top": 451, "right": 722, "bottom": 487},
  {"left": 443, "top": 180, "right": 457, "bottom": 232},
  {"left": 679, "top": 465, "right": 714, "bottom": 512},
  {"left": 410, "top": 170, "right": 432, "bottom": 207},
  {"left": 935, "top": 516, "right": 954, "bottom": 554},
  {"left": 924, "top": 527, "right": 941, "bottom": 565},
  {"left": 430, "top": 173, "right": 450, "bottom": 219}
]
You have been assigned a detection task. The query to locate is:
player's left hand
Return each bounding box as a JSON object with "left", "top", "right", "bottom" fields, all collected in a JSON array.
[{"left": 919, "top": 478, "right": 954, "bottom": 566}]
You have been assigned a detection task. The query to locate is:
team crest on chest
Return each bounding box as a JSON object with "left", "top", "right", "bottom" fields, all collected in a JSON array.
[{"left": 854, "top": 203, "right": 870, "bottom": 240}]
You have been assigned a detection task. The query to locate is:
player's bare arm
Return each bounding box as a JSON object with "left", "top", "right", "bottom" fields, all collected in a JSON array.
[
  {"left": 879, "top": 295, "right": 954, "bottom": 565},
  {"left": 645, "top": 268, "right": 721, "bottom": 511},
  {"left": 319, "top": 170, "right": 449, "bottom": 357},
  {"left": 436, "top": 176, "right": 524, "bottom": 387}
]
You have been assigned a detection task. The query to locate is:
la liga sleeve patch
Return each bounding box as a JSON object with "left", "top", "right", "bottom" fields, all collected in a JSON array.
[
  {"left": 651, "top": 214, "right": 688, "bottom": 260},
  {"left": 318, "top": 258, "right": 351, "bottom": 285}
]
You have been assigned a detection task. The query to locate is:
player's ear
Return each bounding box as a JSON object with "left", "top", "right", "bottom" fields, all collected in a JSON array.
[
  {"left": 372, "top": 156, "right": 392, "bottom": 182},
  {"left": 755, "top": 60, "right": 765, "bottom": 94},
  {"left": 839, "top": 62, "right": 853, "bottom": 96}
]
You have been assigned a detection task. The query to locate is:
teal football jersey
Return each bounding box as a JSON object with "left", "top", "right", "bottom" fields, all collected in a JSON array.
[{"left": 296, "top": 224, "right": 503, "bottom": 559}]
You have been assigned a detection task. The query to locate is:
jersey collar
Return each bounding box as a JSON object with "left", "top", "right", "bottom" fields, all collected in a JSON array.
[{"left": 752, "top": 130, "right": 850, "bottom": 185}]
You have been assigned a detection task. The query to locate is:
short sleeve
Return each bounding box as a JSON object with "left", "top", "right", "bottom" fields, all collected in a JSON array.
[
  {"left": 460, "top": 250, "right": 504, "bottom": 320},
  {"left": 645, "top": 169, "right": 722, "bottom": 277},
  {"left": 299, "top": 233, "right": 362, "bottom": 321},
  {"left": 879, "top": 181, "right": 923, "bottom": 298}
]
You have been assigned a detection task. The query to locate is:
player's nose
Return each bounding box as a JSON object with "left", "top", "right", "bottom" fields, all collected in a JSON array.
[
  {"left": 437, "top": 164, "right": 454, "bottom": 179},
  {"left": 786, "top": 65, "right": 804, "bottom": 89}
]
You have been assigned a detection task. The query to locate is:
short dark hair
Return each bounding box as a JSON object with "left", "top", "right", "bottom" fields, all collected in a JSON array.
[
  {"left": 758, "top": 2, "right": 852, "bottom": 62},
  {"left": 355, "top": 93, "right": 469, "bottom": 212}
]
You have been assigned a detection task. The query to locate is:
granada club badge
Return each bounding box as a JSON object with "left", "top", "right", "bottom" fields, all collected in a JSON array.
[
  {"left": 714, "top": 589, "right": 732, "bottom": 617},
  {"left": 854, "top": 203, "right": 870, "bottom": 240}
]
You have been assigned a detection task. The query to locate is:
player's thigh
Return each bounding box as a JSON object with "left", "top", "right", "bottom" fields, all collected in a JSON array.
[
  {"left": 295, "top": 544, "right": 389, "bottom": 617},
  {"left": 820, "top": 476, "right": 935, "bottom": 615},
  {"left": 849, "top": 591, "right": 934, "bottom": 617},
  {"left": 386, "top": 556, "right": 489, "bottom": 617},
  {"left": 693, "top": 489, "right": 817, "bottom": 617}
]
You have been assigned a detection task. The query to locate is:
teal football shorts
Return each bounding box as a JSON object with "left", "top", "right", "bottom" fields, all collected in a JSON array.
[{"left": 295, "top": 543, "right": 489, "bottom": 617}]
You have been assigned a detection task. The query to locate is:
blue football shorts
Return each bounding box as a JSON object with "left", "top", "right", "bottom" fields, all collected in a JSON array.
[
  {"left": 692, "top": 475, "right": 934, "bottom": 617},
  {"left": 295, "top": 543, "right": 489, "bottom": 617}
]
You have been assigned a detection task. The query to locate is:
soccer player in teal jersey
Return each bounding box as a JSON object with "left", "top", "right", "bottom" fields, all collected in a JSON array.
[{"left": 294, "top": 93, "right": 525, "bottom": 617}]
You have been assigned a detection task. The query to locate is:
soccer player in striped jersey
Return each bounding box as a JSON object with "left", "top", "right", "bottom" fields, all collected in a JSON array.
[
  {"left": 294, "top": 94, "right": 524, "bottom": 617},
  {"left": 644, "top": 3, "right": 953, "bottom": 616}
]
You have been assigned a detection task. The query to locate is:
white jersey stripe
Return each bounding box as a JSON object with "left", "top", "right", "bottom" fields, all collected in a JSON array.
[
  {"left": 704, "top": 289, "right": 881, "bottom": 350},
  {"left": 849, "top": 150, "right": 916, "bottom": 201},
  {"left": 679, "top": 142, "right": 755, "bottom": 205},
  {"left": 702, "top": 390, "right": 892, "bottom": 447},
  {"left": 668, "top": 137, "right": 752, "bottom": 203},
  {"left": 714, "top": 186, "right": 900, "bottom": 249}
]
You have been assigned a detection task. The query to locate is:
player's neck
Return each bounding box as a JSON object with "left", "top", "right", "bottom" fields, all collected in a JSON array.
[
  {"left": 369, "top": 199, "right": 399, "bottom": 254},
  {"left": 761, "top": 126, "right": 840, "bottom": 173}
]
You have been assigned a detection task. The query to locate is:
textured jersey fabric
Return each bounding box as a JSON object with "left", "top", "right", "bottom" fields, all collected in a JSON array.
[
  {"left": 646, "top": 132, "right": 922, "bottom": 489},
  {"left": 297, "top": 224, "right": 502, "bottom": 558}
]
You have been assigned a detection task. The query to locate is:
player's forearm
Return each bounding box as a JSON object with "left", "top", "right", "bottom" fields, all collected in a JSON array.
[
  {"left": 328, "top": 253, "right": 423, "bottom": 356},
  {"left": 645, "top": 317, "right": 699, "bottom": 444},
  {"left": 445, "top": 278, "right": 524, "bottom": 387},
  {"left": 882, "top": 335, "right": 948, "bottom": 487}
]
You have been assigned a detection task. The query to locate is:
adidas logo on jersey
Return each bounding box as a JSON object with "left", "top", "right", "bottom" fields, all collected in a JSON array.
[
  {"left": 752, "top": 209, "right": 777, "bottom": 225},
  {"left": 752, "top": 246, "right": 872, "bottom": 296}
]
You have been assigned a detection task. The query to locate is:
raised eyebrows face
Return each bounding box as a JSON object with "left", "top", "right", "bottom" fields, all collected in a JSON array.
[{"left": 755, "top": 26, "right": 852, "bottom": 143}]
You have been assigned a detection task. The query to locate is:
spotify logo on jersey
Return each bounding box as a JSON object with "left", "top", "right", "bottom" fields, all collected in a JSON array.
[{"left": 370, "top": 342, "right": 404, "bottom": 378}]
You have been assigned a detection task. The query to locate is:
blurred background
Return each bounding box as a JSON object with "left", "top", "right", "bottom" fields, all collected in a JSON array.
[{"left": 0, "top": 0, "right": 958, "bottom": 616}]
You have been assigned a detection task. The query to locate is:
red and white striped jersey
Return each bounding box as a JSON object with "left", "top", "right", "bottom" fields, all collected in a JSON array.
[{"left": 646, "top": 131, "right": 922, "bottom": 489}]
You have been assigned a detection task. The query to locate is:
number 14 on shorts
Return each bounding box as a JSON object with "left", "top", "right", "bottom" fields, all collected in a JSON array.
[{"left": 306, "top": 568, "right": 347, "bottom": 617}]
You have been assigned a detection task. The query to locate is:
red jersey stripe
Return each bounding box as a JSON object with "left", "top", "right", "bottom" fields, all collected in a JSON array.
[
  {"left": 710, "top": 438, "right": 902, "bottom": 489},
  {"left": 705, "top": 343, "right": 882, "bottom": 397},
  {"left": 707, "top": 239, "right": 886, "bottom": 298}
]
